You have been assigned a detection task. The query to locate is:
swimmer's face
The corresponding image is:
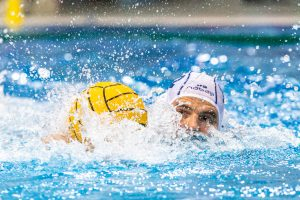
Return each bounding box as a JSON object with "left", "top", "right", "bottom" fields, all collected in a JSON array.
[{"left": 172, "top": 96, "right": 218, "bottom": 135}]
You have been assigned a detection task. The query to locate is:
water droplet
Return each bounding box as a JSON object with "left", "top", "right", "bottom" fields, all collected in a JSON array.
[
  {"left": 11, "top": 72, "right": 20, "bottom": 81},
  {"left": 122, "top": 76, "right": 134, "bottom": 85},
  {"left": 196, "top": 53, "right": 210, "bottom": 63},
  {"left": 210, "top": 57, "right": 219, "bottom": 65},
  {"left": 280, "top": 55, "right": 290, "bottom": 63},
  {"left": 191, "top": 65, "right": 201, "bottom": 72},
  {"left": 38, "top": 68, "right": 50, "bottom": 79},
  {"left": 218, "top": 55, "right": 228, "bottom": 63},
  {"left": 19, "top": 73, "right": 27, "bottom": 85},
  {"left": 64, "top": 53, "right": 73, "bottom": 61},
  {"left": 246, "top": 47, "right": 256, "bottom": 56}
]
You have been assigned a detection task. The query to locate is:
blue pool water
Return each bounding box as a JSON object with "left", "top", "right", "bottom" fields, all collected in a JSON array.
[{"left": 0, "top": 26, "right": 299, "bottom": 199}]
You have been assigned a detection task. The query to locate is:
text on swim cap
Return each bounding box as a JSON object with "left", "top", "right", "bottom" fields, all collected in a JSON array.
[{"left": 186, "top": 84, "right": 215, "bottom": 97}]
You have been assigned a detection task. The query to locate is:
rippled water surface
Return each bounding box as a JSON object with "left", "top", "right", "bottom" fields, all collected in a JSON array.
[{"left": 0, "top": 26, "right": 299, "bottom": 199}]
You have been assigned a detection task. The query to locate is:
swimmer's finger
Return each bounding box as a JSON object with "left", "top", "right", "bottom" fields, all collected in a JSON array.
[
  {"left": 41, "top": 135, "right": 52, "bottom": 144},
  {"left": 41, "top": 133, "right": 70, "bottom": 143},
  {"left": 84, "top": 137, "right": 95, "bottom": 152}
]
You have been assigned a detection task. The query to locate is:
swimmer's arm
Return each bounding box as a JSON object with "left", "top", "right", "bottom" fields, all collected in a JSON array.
[
  {"left": 42, "top": 134, "right": 94, "bottom": 152},
  {"left": 41, "top": 133, "right": 70, "bottom": 144},
  {"left": 42, "top": 133, "right": 95, "bottom": 152}
]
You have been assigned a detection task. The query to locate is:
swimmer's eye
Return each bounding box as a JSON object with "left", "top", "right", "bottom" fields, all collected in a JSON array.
[
  {"left": 198, "top": 113, "right": 217, "bottom": 125},
  {"left": 176, "top": 106, "right": 192, "bottom": 118}
]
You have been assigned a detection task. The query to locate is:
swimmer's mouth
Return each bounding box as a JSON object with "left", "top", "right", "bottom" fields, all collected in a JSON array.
[
  {"left": 175, "top": 127, "right": 210, "bottom": 142},
  {"left": 190, "top": 134, "right": 208, "bottom": 142},
  {"left": 178, "top": 130, "right": 209, "bottom": 142}
]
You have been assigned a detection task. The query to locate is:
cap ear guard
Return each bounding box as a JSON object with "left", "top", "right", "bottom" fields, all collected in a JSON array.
[{"left": 167, "top": 71, "right": 224, "bottom": 130}]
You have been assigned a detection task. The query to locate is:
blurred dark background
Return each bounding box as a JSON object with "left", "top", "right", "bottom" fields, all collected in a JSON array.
[
  {"left": 0, "top": 0, "right": 297, "bottom": 16},
  {"left": 0, "top": 0, "right": 299, "bottom": 27}
]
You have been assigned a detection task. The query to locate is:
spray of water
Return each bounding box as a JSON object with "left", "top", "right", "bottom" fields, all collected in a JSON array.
[{"left": 0, "top": 87, "right": 298, "bottom": 164}]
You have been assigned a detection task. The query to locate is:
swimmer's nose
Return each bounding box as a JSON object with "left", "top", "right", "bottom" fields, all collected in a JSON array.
[{"left": 180, "top": 114, "right": 210, "bottom": 134}]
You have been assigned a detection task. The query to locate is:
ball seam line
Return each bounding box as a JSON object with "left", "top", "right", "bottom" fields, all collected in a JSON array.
[
  {"left": 113, "top": 108, "right": 147, "bottom": 112},
  {"left": 103, "top": 87, "right": 112, "bottom": 112},
  {"left": 86, "top": 89, "right": 95, "bottom": 111},
  {"left": 104, "top": 83, "right": 121, "bottom": 89},
  {"left": 106, "top": 92, "right": 138, "bottom": 102},
  {"left": 89, "top": 86, "right": 104, "bottom": 89}
]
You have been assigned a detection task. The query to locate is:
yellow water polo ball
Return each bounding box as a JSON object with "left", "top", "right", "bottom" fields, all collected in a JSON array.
[{"left": 68, "top": 82, "right": 148, "bottom": 143}]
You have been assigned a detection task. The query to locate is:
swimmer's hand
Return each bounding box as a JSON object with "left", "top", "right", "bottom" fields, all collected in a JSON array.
[
  {"left": 41, "top": 133, "right": 70, "bottom": 144},
  {"left": 83, "top": 137, "right": 95, "bottom": 152},
  {"left": 42, "top": 134, "right": 94, "bottom": 152}
]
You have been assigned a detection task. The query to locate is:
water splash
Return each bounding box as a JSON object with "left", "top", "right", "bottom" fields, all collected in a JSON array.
[{"left": 0, "top": 91, "right": 298, "bottom": 165}]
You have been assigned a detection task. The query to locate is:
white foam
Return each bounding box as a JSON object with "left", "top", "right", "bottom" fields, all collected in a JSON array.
[{"left": 0, "top": 91, "right": 298, "bottom": 164}]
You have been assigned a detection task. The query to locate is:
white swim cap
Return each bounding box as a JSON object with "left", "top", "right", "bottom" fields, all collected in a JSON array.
[{"left": 167, "top": 71, "right": 224, "bottom": 129}]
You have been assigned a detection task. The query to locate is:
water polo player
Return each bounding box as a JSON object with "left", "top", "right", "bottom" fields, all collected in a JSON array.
[
  {"left": 167, "top": 71, "right": 224, "bottom": 134},
  {"left": 42, "top": 82, "right": 147, "bottom": 147}
]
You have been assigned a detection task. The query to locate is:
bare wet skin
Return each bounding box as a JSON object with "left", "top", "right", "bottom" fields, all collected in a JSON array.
[{"left": 172, "top": 96, "right": 218, "bottom": 135}]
